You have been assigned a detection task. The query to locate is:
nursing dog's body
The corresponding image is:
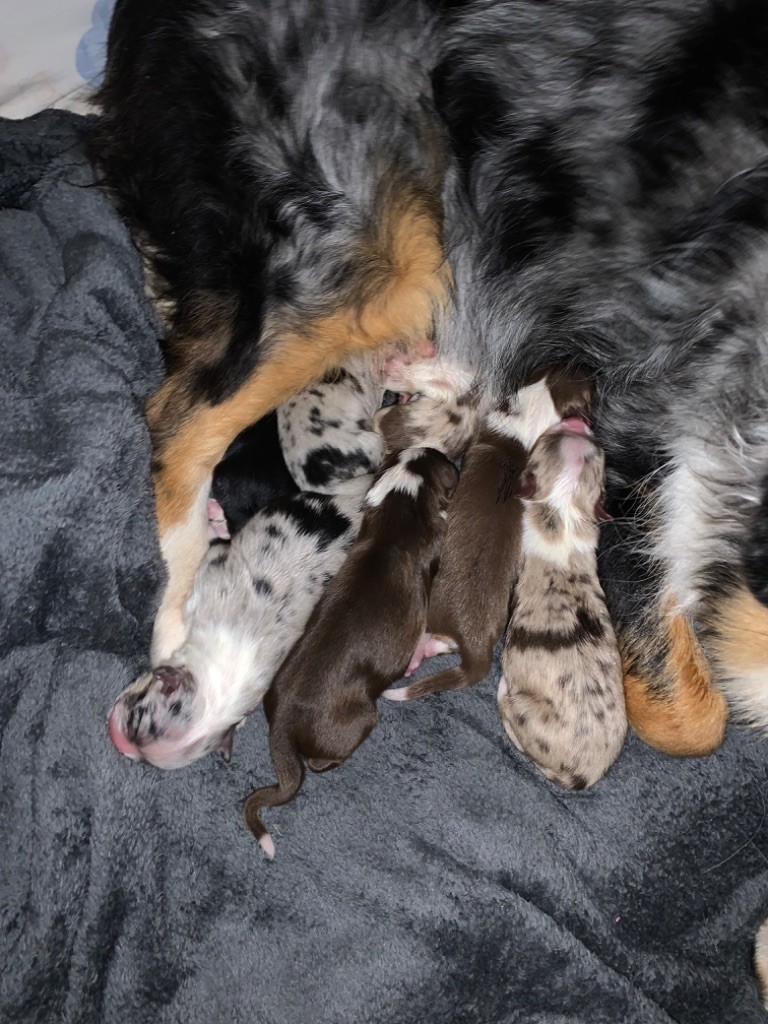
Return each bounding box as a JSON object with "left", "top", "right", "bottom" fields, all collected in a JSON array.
[{"left": 96, "top": 0, "right": 768, "bottom": 752}]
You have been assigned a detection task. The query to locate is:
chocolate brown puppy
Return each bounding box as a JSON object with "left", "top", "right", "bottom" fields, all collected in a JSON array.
[
  {"left": 243, "top": 446, "right": 458, "bottom": 857},
  {"left": 498, "top": 425, "right": 627, "bottom": 790},
  {"left": 387, "top": 368, "right": 593, "bottom": 700}
]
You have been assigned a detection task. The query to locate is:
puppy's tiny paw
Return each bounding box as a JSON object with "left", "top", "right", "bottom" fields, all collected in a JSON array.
[
  {"left": 383, "top": 686, "right": 409, "bottom": 701},
  {"left": 206, "top": 498, "right": 230, "bottom": 541}
]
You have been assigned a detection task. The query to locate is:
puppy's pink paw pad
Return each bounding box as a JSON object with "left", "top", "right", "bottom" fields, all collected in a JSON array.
[
  {"left": 207, "top": 498, "right": 230, "bottom": 541},
  {"left": 424, "top": 637, "right": 456, "bottom": 658}
]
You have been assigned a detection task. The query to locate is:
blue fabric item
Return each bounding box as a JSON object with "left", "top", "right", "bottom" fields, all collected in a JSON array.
[{"left": 76, "top": 0, "right": 116, "bottom": 84}]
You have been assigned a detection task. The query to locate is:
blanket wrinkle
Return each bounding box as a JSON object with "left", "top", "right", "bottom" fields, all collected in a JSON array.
[{"left": 2, "top": 110, "right": 768, "bottom": 1024}]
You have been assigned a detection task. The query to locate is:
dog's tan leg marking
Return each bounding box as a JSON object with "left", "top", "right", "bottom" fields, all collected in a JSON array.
[
  {"left": 708, "top": 586, "right": 768, "bottom": 728},
  {"left": 146, "top": 193, "right": 449, "bottom": 661},
  {"left": 622, "top": 606, "right": 727, "bottom": 757}
]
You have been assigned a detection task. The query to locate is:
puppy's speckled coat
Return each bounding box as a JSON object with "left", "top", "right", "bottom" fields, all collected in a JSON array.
[
  {"left": 374, "top": 392, "right": 479, "bottom": 461},
  {"left": 499, "top": 426, "right": 626, "bottom": 790},
  {"left": 109, "top": 486, "right": 368, "bottom": 769},
  {"left": 388, "top": 368, "right": 593, "bottom": 699},
  {"left": 278, "top": 353, "right": 384, "bottom": 494}
]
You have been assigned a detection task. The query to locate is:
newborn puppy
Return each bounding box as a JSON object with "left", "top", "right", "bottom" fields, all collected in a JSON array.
[
  {"left": 379, "top": 351, "right": 475, "bottom": 403},
  {"left": 387, "top": 368, "right": 593, "bottom": 700},
  {"left": 108, "top": 485, "right": 368, "bottom": 768},
  {"left": 211, "top": 413, "right": 298, "bottom": 537},
  {"left": 243, "top": 447, "right": 458, "bottom": 857},
  {"left": 277, "top": 353, "right": 384, "bottom": 494},
  {"left": 498, "top": 424, "right": 627, "bottom": 790}
]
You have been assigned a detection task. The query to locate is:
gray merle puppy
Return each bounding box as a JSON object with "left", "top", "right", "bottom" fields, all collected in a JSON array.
[
  {"left": 108, "top": 355, "right": 389, "bottom": 769},
  {"left": 109, "top": 484, "right": 369, "bottom": 770}
]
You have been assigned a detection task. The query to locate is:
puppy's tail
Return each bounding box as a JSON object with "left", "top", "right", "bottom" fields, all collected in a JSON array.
[
  {"left": 243, "top": 729, "right": 305, "bottom": 860},
  {"left": 386, "top": 654, "right": 489, "bottom": 701}
]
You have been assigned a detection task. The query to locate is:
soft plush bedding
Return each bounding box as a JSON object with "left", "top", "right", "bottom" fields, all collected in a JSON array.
[{"left": 2, "top": 110, "right": 768, "bottom": 1024}]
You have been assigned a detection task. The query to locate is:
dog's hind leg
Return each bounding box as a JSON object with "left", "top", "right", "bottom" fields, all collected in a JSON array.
[
  {"left": 620, "top": 604, "right": 728, "bottom": 757},
  {"left": 598, "top": 496, "right": 728, "bottom": 757},
  {"left": 704, "top": 585, "right": 768, "bottom": 733}
]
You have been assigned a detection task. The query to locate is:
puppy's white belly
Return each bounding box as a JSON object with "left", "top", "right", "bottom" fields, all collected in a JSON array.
[{"left": 180, "top": 491, "right": 365, "bottom": 727}]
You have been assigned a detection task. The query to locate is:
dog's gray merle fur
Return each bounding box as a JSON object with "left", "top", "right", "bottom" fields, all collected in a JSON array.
[
  {"left": 94, "top": 0, "right": 768, "bottom": 753},
  {"left": 432, "top": 0, "right": 768, "bottom": 752},
  {"left": 93, "top": 0, "right": 449, "bottom": 665}
]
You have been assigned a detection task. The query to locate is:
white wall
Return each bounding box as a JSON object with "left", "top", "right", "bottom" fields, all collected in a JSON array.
[{"left": 0, "top": 1, "right": 97, "bottom": 118}]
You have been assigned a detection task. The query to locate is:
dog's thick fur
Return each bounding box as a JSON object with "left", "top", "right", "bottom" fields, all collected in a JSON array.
[
  {"left": 95, "top": 0, "right": 768, "bottom": 752},
  {"left": 93, "top": 0, "right": 449, "bottom": 664}
]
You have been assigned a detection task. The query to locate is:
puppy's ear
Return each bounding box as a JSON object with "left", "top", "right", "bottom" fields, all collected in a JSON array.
[
  {"left": 594, "top": 499, "right": 612, "bottom": 521},
  {"left": 373, "top": 406, "right": 412, "bottom": 455},
  {"left": 436, "top": 456, "right": 460, "bottom": 500},
  {"left": 517, "top": 471, "right": 537, "bottom": 500}
]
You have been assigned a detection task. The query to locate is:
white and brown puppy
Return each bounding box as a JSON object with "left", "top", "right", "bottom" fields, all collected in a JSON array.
[
  {"left": 387, "top": 368, "right": 593, "bottom": 698},
  {"left": 498, "top": 424, "right": 627, "bottom": 790},
  {"left": 109, "top": 484, "right": 369, "bottom": 769},
  {"left": 243, "top": 447, "right": 458, "bottom": 857},
  {"left": 373, "top": 350, "right": 479, "bottom": 461}
]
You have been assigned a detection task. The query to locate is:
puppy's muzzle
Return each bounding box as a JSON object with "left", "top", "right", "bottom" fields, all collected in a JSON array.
[{"left": 108, "top": 665, "right": 196, "bottom": 764}]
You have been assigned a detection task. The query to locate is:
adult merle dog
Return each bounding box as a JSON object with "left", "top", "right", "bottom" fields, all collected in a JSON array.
[{"left": 92, "top": 0, "right": 768, "bottom": 757}]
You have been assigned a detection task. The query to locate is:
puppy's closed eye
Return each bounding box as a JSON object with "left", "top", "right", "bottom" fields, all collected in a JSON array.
[{"left": 517, "top": 471, "right": 537, "bottom": 499}]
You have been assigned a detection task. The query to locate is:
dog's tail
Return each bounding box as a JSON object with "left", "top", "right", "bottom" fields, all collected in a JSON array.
[
  {"left": 385, "top": 653, "right": 489, "bottom": 701},
  {"left": 243, "top": 728, "right": 305, "bottom": 859}
]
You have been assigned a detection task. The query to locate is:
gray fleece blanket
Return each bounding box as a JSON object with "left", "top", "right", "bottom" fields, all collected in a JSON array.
[{"left": 2, "top": 110, "right": 768, "bottom": 1024}]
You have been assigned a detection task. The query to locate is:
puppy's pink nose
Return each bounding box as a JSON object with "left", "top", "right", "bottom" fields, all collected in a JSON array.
[{"left": 108, "top": 702, "right": 142, "bottom": 760}]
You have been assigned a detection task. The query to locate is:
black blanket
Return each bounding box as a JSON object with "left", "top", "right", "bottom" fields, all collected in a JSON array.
[{"left": 2, "top": 111, "right": 768, "bottom": 1024}]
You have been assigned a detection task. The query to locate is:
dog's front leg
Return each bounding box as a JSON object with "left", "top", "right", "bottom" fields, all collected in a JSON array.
[{"left": 146, "top": 337, "right": 357, "bottom": 662}]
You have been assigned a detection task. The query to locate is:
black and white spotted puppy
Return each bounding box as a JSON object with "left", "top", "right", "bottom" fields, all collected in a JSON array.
[
  {"left": 277, "top": 353, "right": 385, "bottom": 494},
  {"left": 109, "top": 483, "right": 368, "bottom": 769},
  {"left": 109, "top": 352, "right": 397, "bottom": 768}
]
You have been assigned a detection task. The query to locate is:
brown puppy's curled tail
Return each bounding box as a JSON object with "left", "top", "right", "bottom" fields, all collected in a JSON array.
[
  {"left": 386, "top": 655, "right": 489, "bottom": 701},
  {"left": 243, "top": 730, "right": 304, "bottom": 860}
]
